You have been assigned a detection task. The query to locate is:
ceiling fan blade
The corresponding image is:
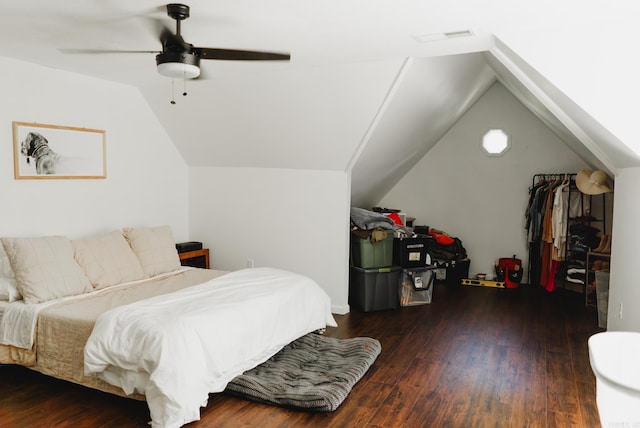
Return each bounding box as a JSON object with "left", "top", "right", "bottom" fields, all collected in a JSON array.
[
  {"left": 194, "top": 47, "right": 290, "bottom": 61},
  {"left": 60, "top": 48, "right": 160, "bottom": 54}
]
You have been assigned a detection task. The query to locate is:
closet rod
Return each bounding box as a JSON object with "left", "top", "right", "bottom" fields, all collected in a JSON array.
[{"left": 531, "top": 173, "right": 576, "bottom": 187}]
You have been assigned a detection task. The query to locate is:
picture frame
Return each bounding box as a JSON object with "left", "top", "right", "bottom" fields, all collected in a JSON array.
[{"left": 12, "top": 121, "right": 106, "bottom": 179}]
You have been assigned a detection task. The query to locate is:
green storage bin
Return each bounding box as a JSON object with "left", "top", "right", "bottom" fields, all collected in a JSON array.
[{"left": 350, "top": 233, "right": 394, "bottom": 268}]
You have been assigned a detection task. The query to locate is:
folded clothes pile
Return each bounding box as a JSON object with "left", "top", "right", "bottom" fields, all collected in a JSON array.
[
  {"left": 350, "top": 207, "right": 414, "bottom": 243},
  {"left": 426, "top": 229, "right": 467, "bottom": 262},
  {"left": 566, "top": 269, "right": 593, "bottom": 286},
  {"left": 350, "top": 207, "right": 394, "bottom": 232},
  {"left": 561, "top": 231, "right": 611, "bottom": 286}
]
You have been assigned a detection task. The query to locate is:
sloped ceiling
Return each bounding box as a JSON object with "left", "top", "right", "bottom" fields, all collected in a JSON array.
[
  {"left": 140, "top": 59, "right": 407, "bottom": 170},
  {"left": 350, "top": 53, "right": 496, "bottom": 208},
  {"left": 0, "top": 1, "right": 638, "bottom": 206},
  {"left": 486, "top": 39, "right": 640, "bottom": 174}
]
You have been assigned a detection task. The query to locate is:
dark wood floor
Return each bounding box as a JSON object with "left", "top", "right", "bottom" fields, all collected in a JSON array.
[{"left": 0, "top": 282, "right": 603, "bottom": 427}]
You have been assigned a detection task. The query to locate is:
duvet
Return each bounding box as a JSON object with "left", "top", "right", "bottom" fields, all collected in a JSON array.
[{"left": 84, "top": 267, "right": 336, "bottom": 428}]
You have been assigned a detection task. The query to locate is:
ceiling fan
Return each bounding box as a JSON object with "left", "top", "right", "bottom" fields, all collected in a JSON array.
[{"left": 65, "top": 3, "right": 291, "bottom": 79}]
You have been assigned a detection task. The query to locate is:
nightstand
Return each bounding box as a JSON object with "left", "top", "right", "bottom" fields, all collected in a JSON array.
[{"left": 179, "top": 248, "right": 210, "bottom": 269}]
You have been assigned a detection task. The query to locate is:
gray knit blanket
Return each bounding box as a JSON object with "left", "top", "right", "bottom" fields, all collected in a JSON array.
[
  {"left": 350, "top": 207, "right": 394, "bottom": 230},
  {"left": 224, "top": 333, "right": 381, "bottom": 412}
]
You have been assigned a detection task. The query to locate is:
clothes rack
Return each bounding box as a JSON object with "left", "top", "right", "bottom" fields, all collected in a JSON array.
[{"left": 527, "top": 172, "right": 610, "bottom": 301}]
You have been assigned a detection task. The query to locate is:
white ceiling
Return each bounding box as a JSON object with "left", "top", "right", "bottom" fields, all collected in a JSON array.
[
  {"left": 0, "top": 1, "right": 495, "bottom": 171},
  {"left": 0, "top": 1, "right": 497, "bottom": 84},
  {"left": 1, "top": 1, "right": 637, "bottom": 205}
]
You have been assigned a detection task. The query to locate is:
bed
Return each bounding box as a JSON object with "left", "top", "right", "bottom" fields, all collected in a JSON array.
[{"left": 0, "top": 226, "right": 336, "bottom": 428}]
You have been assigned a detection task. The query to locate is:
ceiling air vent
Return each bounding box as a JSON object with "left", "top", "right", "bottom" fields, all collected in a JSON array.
[{"left": 412, "top": 30, "right": 473, "bottom": 43}]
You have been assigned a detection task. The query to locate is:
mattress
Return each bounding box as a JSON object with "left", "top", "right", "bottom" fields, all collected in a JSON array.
[{"left": 1, "top": 267, "right": 228, "bottom": 399}]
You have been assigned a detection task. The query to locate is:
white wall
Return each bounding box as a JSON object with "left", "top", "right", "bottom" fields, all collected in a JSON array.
[
  {"left": 189, "top": 167, "right": 351, "bottom": 314},
  {"left": 606, "top": 167, "right": 640, "bottom": 331},
  {"left": 0, "top": 57, "right": 190, "bottom": 240},
  {"left": 378, "top": 82, "right": 586, "bottom": 279}
]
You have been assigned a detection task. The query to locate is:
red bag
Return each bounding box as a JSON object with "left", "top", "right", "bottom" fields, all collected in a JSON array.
[{"left": 497, "top": 255, "right": 523, "bottom": 289}]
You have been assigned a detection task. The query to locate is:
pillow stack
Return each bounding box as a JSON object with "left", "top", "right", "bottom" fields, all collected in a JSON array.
[{"left": 0, "top": 225, "right": 183, "bottom": 305}]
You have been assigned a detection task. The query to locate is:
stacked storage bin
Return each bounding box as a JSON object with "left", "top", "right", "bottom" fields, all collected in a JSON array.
[
  {"left": 394, "top": 236, "right": 437, "bottom": 306},
  {"left": 349, "top": 232, "right": 400, "bottom": 312}
]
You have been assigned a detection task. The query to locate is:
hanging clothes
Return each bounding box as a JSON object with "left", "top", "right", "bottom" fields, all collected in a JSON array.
[
  {"left": 545, "top": 260, "right": 560, "bottom": 292},
  {"left": 526, "top": 173, "right": 581, "bottom": 291},
  {"left": 551, "top": 179, "right": 569, "bottom": 261},
  {"left": 526, "top": 181, "right": 548, "bottom": 287},
  {"left": 540, "top": 180, "right": 560, "bottom": 286}
]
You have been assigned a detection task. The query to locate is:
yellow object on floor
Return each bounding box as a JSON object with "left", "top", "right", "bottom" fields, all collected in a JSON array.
[{"left": 461, "top": 278, "right": 506, "bottom": 288}]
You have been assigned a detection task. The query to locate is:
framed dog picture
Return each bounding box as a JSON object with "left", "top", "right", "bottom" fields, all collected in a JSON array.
[{"left": 12, "top": 121, "right": 106, "bottom": 179}]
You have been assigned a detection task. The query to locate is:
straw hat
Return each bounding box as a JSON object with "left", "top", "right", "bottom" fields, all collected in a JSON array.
[{"left": 576, "top": 169, "right": 613, "bottom": 195}]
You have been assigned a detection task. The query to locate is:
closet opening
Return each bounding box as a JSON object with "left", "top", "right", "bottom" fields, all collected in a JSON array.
[{"left": 526, "top": 171, "right": 614, "bottom": 308}]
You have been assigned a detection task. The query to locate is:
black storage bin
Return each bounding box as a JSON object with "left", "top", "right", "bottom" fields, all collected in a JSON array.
[
  {"left": 349, "top": 266, "right": 400, "bottom": 312},
  {"left": 413, "top": 225, "right": 430, "bottom": 235},
  {"left": 393, "top": 237, "right": 431, "bottom": 268},
  {"left": 446, "top": 259, "right": 470, "bottom": 286}
]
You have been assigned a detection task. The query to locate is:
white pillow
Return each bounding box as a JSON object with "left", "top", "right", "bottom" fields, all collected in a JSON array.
[
  {"left": 123, "top": 226, "right": 181, "bottom": 277},
  {"left": 0, "top": 243, "right": 20, "bottom": 301},
  {"left": 72, "top": 230, "right": 147, "bottom": 289},
  {"left": 1, "top": 236, "right": 93, "bottom": 304}
]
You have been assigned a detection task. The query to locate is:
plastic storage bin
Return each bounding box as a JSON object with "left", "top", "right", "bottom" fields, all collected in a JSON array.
[
  {"left": 400, "top": 266, "right": 436, "bottom": 306},
  {"left": 393, "top": 237, "right": 431, "bottom": 268},
  {"left": 349, "top": 265, "right": 400, "bottom": 312},
  {"left": 350, "top": 233, "right": 394, "bottom": 268}
]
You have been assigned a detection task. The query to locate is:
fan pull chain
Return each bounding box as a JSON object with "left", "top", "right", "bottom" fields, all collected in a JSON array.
[
  {"left": 170, "top": 79, "right": 176, "bottom": 105},
  {"left": 183, "top": 69, "right": 188, "bottom": 97}
]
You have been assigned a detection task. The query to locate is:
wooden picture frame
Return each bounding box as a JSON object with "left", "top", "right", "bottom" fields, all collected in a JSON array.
[{"left": 12, "top": 121, "right": 106, "bottom": 179}]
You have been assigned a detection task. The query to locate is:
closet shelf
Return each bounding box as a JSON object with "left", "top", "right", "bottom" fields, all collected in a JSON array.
[
  {"left": 588, "top": 251, "right": 611, "bottom": 258},
  {"left": 569, "top": 217, "right": 603, "bottom": 222}
]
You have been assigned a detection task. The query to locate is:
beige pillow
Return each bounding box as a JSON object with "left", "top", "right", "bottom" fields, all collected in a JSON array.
[
  {"left": 72, "top": 230, "right": 147, "bottom": 289},
  {"left": 124, "top": 226, "right": 181, "bottom": 277},
  {"left": 1, "top": 236, "right": 92, "bottom": 304}
]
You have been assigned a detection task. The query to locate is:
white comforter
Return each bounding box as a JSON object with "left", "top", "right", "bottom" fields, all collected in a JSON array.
[{"left": 84, "top": 267, "right": 336, "bottom": 428}]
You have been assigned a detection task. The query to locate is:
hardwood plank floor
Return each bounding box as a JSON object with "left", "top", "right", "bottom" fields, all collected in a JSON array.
[{"left": 0, "top": 282, "right": 603, "bottom": 427}]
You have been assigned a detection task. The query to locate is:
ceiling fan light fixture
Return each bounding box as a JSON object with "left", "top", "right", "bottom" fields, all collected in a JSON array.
[{"left": 156, "top": 52, "right": 200, "bottom": 79}]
